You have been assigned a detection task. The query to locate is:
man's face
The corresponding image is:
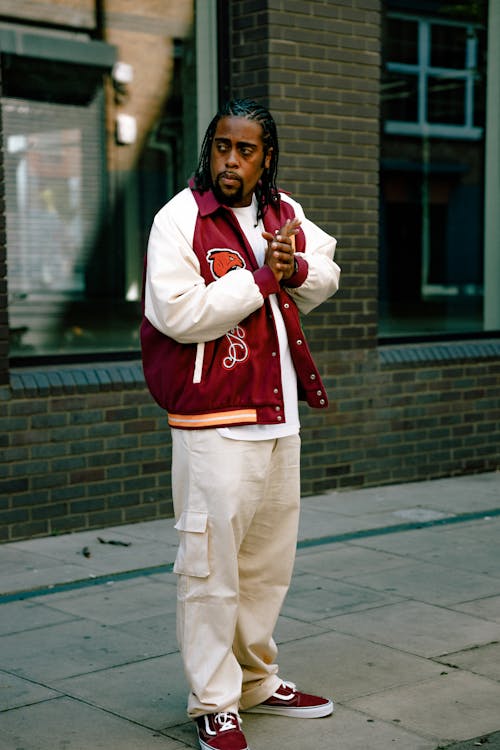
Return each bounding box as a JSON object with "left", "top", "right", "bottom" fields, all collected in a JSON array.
[{"left": 210, "top": 116, "right": 272, "bottom": 207}]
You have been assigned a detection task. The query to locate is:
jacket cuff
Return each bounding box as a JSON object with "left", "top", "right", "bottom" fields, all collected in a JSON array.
[
  {"left": 281, "top": 255, "right": 308, "bottom": 288},
  {"left": 254, "top": 265, "right": 281, "bottom": 297}
]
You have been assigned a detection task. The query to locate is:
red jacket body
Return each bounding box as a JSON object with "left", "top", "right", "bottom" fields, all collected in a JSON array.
[{"left": 141, "top": 187, "right": 340, "bottom": 429}]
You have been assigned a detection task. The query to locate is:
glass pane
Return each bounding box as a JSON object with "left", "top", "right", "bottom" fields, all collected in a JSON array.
[
  {"left": 431, "top": 23, "right": 467, "bottom": 68},
  {"left": 6, "top": 34, "right": 198, "bottom": 359},
  {"left": 427, "top": 76, "right": 465, "bottom": 124},
  {"left": 6, "top": 126, "right": 85, "bottom": 296},
  {"left": 4, "top": 97, "right": 108, "bottom": 356},
  {"left": 379, "top": 136, "right": 485, "bottom": 337},
  {"left": 386, "top": 17, "right": 419, "bottom": 64},
  {"left": 380, "top": 8, "right": 488, "bottom": 339},
  {"left": 382, "top": 72, "right": 419, "bottom": 122}
]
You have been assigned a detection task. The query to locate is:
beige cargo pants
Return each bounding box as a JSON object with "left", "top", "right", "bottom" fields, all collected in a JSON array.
[{"left": 171, "top": 428, "right": 301, "bottom": 718}]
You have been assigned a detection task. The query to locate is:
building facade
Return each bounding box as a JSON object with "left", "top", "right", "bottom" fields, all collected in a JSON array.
[{"left": 1, "top": 0, "right": 499, "bottom": 542}]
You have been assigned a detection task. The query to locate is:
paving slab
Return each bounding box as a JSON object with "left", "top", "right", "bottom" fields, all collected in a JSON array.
[
  {"left": 0, "top": 616, "right": 166, "bottom": 681},
  {"left": 165, "top": 706, "right": 439, "bottom": 750},
  {"left": 269, "top": 629, "right": 445, "bottom": 702},
  {"left": 297, "top": 505, "right": 435, "bottom": 540},
  {"left": 442, "top": 517, "right": 500, "bottom": 546},
  {"left": 0, "top": 552, "right": 104, "bottom": 595},
  {"left": 281, "top": 571, "right": 405, "bottom": 621},
  {"left": 5, "top": 527, "right": 177, "bottom": 578},
  {"left": 102, "top": 519, "right": 179, "bottom": 544},
  {"left": 452, "top": 594, "right": 500, "bottom": 623},
  {"left": 404, "top": 532, "right": 500, "bottom": 578},
  {"left": 0, "top": 544, "right": 84, "bottom": 578},
  {"left": 239, "top": 707, "right": 437, "bottom": 750},
  {"left": 306, "top": 472, "right": 500, "bottom": 517},
  {"left": 440, "top": 732, "right": 500, "bottom": 750},
  {"left": 269, "top": 610, "right": 330, "bottom": 644},
  {"left": 0, "top": 696, "right": 187, "bottom": 750},
  {"left": 348, "top": 670, "right": 500, "bottom": 744},
  {"left": 436, "top": 641, "right": 500, "bottom": 682},
  {"left": 0, "top": 599, "right": 78, "bottom": 635},
  {"left": 111, "top": 609, "right": 179, "bottom": 653},
  {"left": 324, "top": 600, "right": 500, "bottom": 657},
  {"left": 53, "top": 652, "right": 188, "bottom": 730},
  {"left": 295, "top": 542, "right": 412, "bottom": 578},
  {"left": 0, "top": 523, "right": 179, "bottom": 598},
  {"left": 0, "top": 669, "right": 59, "bottom": 710},
  {"left": 348, "top": 520, "right": 498, "bottom": 560},
  {"left": 38, "top": 575, "right": 177, "bottom": 626},
  {"left": 339, "top": 558, "right": 500, "bottom": 606},
  {"left": 391, "top": 507, "right": 454, "bottom": 522}
]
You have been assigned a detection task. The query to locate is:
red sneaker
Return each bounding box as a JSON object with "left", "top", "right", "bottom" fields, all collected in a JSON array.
[
  {"left": 196, "top": 712, "right": 249, "bottom": 750},
  {"left": 245, "top": 680, "right": 334, "bottom": 718}
]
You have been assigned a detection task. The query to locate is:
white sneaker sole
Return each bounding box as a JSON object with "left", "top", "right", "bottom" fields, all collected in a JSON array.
[
  {"left": 197, "top": 729, "right": 249, "bottom": 750},
  {"left": 245, "top": 699, "right": 334, "bottom": 719}
]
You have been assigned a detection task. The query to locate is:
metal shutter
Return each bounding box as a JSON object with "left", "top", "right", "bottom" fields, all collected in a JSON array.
[{"left": 3, "top": 93, "right": 105, "bottom": 352}]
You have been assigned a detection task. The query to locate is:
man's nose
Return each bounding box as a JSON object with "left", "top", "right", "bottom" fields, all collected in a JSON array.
[{"left": 225, "top": 148, "right": 238, "bottom": 166}]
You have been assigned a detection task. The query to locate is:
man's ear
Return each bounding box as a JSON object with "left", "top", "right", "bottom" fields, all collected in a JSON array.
[{"left": 264, "top": 147, "right": 273, "bottom": 170}]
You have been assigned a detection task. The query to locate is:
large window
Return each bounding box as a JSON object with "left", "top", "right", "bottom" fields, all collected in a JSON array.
[
  {"left": 4, "top": 24, "right": 199, "bottom": 360},
  {"left": 4, "top": 94, "right": 110, "bottom": 355},
  {"left": 384, "top": 14, "right": 483, "bottom": 140},
  {"left": 379, "top": 2, "right": 488, "bottom": 338}
]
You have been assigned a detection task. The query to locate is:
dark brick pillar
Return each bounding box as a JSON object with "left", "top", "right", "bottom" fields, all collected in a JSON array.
[
  {"left": 0, "top": 61, "right": 9, "bottom": 386},
  {"left": 229, "top": 0, "right": 381, "bottom": 354},
  {"left": 228, "top": 0, "right": 382, "bottom": 492}
]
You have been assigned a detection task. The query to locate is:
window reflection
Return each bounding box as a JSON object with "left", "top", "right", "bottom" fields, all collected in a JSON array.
[
  {"left": 380, "top": 5, "right": 487, "bottom": 338},
  {"left": 4, "top": 97, "right": 106, "bottom": 355},
  {"left": 8, "top": 126, "right": 84, "bottom": 296}
]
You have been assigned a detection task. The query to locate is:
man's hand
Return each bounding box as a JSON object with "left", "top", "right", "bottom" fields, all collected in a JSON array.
[{"left": 262, "top": 218, "right": 301, "bottom": 282}]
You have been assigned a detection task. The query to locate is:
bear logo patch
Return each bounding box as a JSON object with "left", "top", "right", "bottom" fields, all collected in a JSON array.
[{"left": 207, "top": 249, "right": 246, "bottom": 279}]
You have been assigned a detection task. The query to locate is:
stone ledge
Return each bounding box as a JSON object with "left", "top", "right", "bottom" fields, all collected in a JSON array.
[
  {"left": 10, "top": 360, "right": 145, "bottom": 397},
  {"left": 379, "top": 338, "right": 500, "bottom": 365}
]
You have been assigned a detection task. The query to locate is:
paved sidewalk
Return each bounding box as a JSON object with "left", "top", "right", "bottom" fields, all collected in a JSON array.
[{"left": 1, "top": 471, "right": 499, "bottom": 750}]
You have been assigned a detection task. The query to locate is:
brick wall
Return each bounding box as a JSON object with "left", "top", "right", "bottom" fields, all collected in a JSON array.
[
  {"left": 299, "top": 342, "right": 500, "bottom": 494},
  {"left": 0, "top": 363, "right": 172, "bottom": 542},
  {"left": 1, "top": 340, "right": 499, "bottom": 541}
]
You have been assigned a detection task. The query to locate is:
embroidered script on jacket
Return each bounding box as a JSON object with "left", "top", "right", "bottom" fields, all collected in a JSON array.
[{"left": 207, "top": 248, "right": 249, "bottom": 370}]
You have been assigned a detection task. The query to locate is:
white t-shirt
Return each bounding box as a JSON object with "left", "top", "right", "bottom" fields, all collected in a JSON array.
[{"left": 217, "top": 197, "right": 300, "bottom": 441}]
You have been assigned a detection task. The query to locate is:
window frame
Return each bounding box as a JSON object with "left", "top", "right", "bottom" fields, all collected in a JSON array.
[{"left": 384, "top": 12, "right": 483, "bottom": 141}]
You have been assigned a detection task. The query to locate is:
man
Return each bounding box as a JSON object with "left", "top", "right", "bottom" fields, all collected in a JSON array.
[{"left": 141, "top": 98, "right": 341, "bottom": 750}]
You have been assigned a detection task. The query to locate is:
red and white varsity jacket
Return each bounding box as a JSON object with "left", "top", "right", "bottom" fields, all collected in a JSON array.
[{"left": 141, "top": 186, "right": 340, "bottom": 429}]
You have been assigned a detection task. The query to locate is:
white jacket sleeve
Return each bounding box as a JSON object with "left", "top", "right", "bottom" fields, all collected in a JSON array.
[
  {"left": 144, "top": 189, "right": 268, "bottom": 344},
  {"left": 281, "top": 195, "right": 341, "bottom": 315}
]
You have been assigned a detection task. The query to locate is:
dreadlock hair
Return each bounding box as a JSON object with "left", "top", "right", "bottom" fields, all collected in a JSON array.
[{"left": 193, "top": 98, "right": 280, "bottom": 222}]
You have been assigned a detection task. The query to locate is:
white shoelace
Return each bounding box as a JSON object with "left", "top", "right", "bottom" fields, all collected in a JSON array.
[
  {"left": 272, "top": 680, "right": 297, "bottom": 701},
  {"left": 204, "top": 712, "right": 240, "bottom": 736}
]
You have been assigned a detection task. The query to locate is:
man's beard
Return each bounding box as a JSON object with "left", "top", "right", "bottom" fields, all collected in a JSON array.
[{"left": 212, "top": 174, "right": 244, "bottom": 206}]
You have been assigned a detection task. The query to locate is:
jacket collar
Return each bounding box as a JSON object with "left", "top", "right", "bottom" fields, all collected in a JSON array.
[
  {"left": 188, "top": 178, "right": 281, "bottom": 219},
  {"left": 188, "top": 179, "right": 222, "bottom": 217}
]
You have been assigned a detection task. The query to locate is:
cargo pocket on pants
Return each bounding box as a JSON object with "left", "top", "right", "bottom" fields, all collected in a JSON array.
[{"left": 173, "top": 510, "right": 210, "bottom": 578}]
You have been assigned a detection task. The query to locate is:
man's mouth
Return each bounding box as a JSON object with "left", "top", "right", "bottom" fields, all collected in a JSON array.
[{"left": 219, "top": 172, "right": 241, "bottom": 187}]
